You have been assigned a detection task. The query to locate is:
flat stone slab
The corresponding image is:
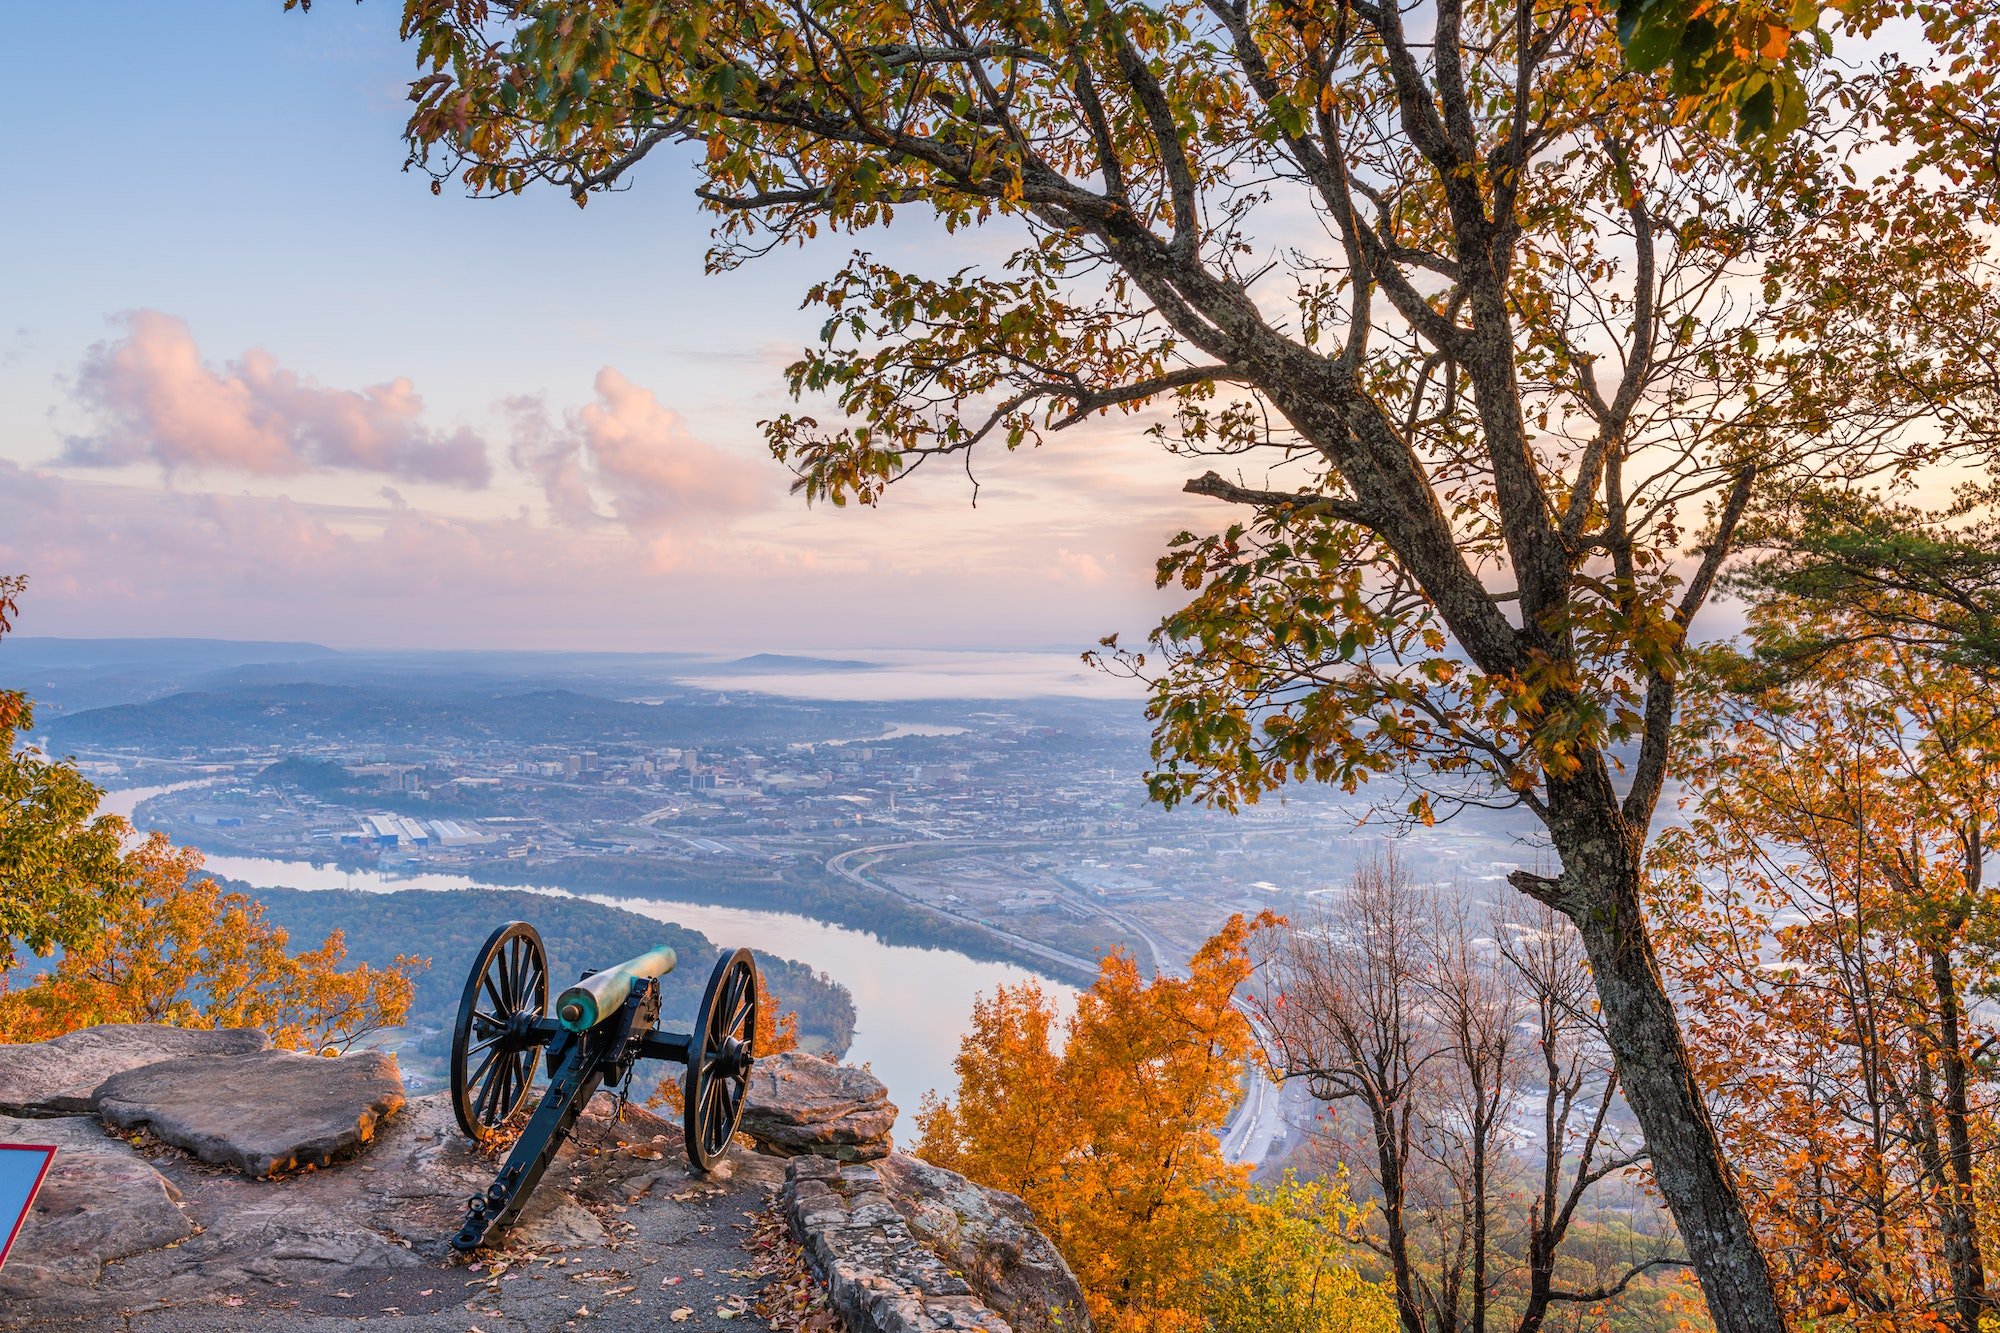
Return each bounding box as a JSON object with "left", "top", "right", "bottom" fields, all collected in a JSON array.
[
  {"left": 0, "top": 1113, "right": 193, "bottom": 1307},
  {"left": 96, "top": 1048, "right": 405, "bottom": 1177},
  {"left": 0, "top": 1023, "right": 269, "bottom": 1116},
  {"left": 743, "top": 1051, "right": 896, "bottom": 1161}
]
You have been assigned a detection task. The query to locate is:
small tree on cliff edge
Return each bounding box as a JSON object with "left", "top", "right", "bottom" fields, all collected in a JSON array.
[
  {"left": 312, "top": 3, "right": 2000, "bottom": 1328},
  {"left": 0, "top": 575, "right": 129, "bottom": 973}
]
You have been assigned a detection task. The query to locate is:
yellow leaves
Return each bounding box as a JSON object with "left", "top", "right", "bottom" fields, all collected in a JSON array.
[
  {"left": 1203, "top": 1173, "right": 1397, "bottom": 1333},
  {"left": 0, "top": 835, "right": 426, "bottom": 1050}
]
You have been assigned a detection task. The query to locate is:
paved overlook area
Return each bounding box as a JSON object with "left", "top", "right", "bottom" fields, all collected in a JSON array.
[{"left": 0, "top": 1026, "right": 1089, "bottom": 1333}]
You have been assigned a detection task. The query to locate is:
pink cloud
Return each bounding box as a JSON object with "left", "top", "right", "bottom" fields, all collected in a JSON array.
[
  {"left": 508, "top": 368, "right": 770, "bottom": 531},
  {"left": 61, "top": 311, "right": 490, "bottom": 487}
]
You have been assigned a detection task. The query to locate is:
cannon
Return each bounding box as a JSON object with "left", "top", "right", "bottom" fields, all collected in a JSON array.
[{"left": 445, "top": 921, "right": 759, "bottom": 1251}]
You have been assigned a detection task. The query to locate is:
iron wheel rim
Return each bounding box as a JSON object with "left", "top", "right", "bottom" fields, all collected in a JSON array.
[
  {"left": 684, "top": 948, "right": 758, "bottom": 1170},
  {"left": 450, "top": 921, "right": 548, "bottom": 1140}
]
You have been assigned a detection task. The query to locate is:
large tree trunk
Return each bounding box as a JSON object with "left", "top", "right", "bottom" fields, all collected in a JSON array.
[{"left": 1529, "top": 784, "right": 1791, "bottom": 1333}]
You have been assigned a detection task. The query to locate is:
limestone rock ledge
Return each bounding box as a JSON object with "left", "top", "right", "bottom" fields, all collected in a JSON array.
[
  {"left": 0, "top": 1023, "right": 269, "bottom": 1117},
  {"left": 743, "top": 1050, "right": 898, "bottom": 1161},
  {"left": 781, "top": 1155, "right": 1093, "bottom": 1333},
  {"left": 0, "top": 1091, "right": 709, "bottom": 1327},
  {"left": 95, "top": 1047, "right": 406, "bottom": 1177},
  {"left": 879, "top": 1154, "right": 1091, "bottom": 1333},
  {"left": 0, "top": 1022, "right": 1086, "bottom": 1333}
]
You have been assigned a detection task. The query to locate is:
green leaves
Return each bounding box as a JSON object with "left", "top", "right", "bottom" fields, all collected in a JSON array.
[
  {"left": 763, "top": 248, "right": 1180, "bottom": 506},
  {"left": 1728, "top": 488, "right": 2000, "bottom": 679},
  {"left": 0, "top": 576, "right": 132, "bottom": 974},
  {"left": 1611, "top": 0, "right": 1827, "bottom": 142}
]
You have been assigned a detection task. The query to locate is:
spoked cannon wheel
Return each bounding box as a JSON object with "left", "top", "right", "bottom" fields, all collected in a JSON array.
[
  {"left": 684, "top": 948, "right": 758, "bottom": 1171},
  {"left": 451, "top": 921, "right": 549, "bottom": 1140}
]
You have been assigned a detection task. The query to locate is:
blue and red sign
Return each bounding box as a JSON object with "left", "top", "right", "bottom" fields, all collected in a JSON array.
[{"left": 0, "top": 1143, "right": 56, "bottom": 1272}]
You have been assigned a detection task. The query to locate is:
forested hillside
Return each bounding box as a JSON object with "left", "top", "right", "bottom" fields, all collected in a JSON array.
[
  {"left": 45, "top": 683, "right": 841, "bottom": 750},
  {"left": 239, "top": 885, "right": 856, "bottom": 1056}
]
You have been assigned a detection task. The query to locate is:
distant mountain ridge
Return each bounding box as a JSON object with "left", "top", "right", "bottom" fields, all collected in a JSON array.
[
  {"left": 699, "top": 653, "right": 877, "bottom": 673},
  {"left": 42, "top": 680, "right": 841, "bottom": 749},
  {"left": 3, "top": 637, "right": 341, "bottom": 669}
]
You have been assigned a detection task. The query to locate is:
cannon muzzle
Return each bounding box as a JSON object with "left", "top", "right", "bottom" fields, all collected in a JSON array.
[{"left": 555, "top": 945, "right": 678, "bottom": 1032}]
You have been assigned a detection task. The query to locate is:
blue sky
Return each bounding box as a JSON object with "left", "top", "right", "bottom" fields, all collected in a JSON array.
[{"left": 0, "top": 2, "right": 1199, "bottom": 651}]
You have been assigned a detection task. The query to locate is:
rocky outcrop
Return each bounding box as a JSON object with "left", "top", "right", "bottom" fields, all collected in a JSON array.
[
  {"left": 0, "top": 1023, "right": 268, "bottom": 1116},
  {"left": 0, "top": 1023, "right": 1081, "bottom": 1333},
  {"left": 743, "top": 1050, "right": 897, "bottom": 1161},
  {"left": 0, "top": 1113, "right": 193, "bottom": 1308},
  {"left": 879, "top": 1154, "right": 1091, "bottom": 1333},
  {"left": 1, "top": 1087, "right": 781, "bottom": 1329},
  {"left": 783, "top": 1156, "right": 1010, "bottom": 1332},
  {"left": 95, "top": 1047, "right": 405, "bottom": 1177},
  {"left": 780, "top": 1155, "right": 1094, "bottom": 1333}
]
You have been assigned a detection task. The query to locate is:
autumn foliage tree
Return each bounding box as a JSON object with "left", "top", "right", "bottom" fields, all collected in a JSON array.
[
  {"left": 1610, "top": 0, "right": 1832, "bottom": 140},
  {"left": 1205, "top": 1172, "right": 1401, "bottom": 1333},
  {"left": 0, "top": 574, "right": 130, "bottom": 973},
  {"left": 1261, "top": 853, "right": 1672, "bottom": 1333},
  {"left": 298, "top": 0, "right": 2000, "bottom": 1325},
  {"left": 0, "top": 835, "right": 426, "bottom": 1054},
  {"left": 1610, "top": 2, "right": 2000, "bottom": 159},
  {"left": 916, "top": 913, "right": 1391, "bottom": 1333},
  {"left": 1, "top": 577, "right": 425, "bottom": 1053},
  {"left": 1658, "top": 587, "right": 2000, "bottom": 1333}
]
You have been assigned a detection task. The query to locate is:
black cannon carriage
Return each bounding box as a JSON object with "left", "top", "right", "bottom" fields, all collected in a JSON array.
[{"left": 445, "top": 921, "right": 759, "bottom": 1251}]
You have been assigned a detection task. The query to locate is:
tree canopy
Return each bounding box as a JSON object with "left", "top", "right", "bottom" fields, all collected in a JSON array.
[
  {"left": 1660, "top": 581, "right": 2000, "bottom": 1333},
  {"left": 301, "top": 2, "right": 2000, "bottom": 1327},
  {"left": 915, "top": 913, "right": 1398, "bottom": 1333},
  {"left": 0, "top": 836, "right": 424, "bottom": 1054},
  {"left": 0, "top": 575, "right": 130, "bottom": 974}
]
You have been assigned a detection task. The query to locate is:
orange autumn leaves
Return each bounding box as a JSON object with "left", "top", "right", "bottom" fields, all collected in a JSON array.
[
  {"left": 1657, "top": 590, "right": 2000, "bottom": 1332},
  {"left": 0, "top": 575, "right": 129, "bottom": 977},
  {"left": 0, "top": 834, "right": 422, "bottom": 1054},
  {"left": 1, "top": 575, "right": 420, "bottom": 1053},
  {"left": 916, "top": 912, "right": 1394, "bottom": 1333}
]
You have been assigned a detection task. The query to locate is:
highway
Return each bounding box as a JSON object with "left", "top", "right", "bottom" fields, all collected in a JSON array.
[{"left": 825, "top": 836, "right": 1288, "bottom": 1167}]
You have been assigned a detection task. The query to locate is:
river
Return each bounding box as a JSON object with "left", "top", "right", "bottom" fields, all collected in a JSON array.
[{"left": 99, "top": 784, "right": 1076, "bottom": 1140}]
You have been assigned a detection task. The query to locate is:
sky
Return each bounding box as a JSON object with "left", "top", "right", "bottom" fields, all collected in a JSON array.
[{"left": 0, "top": 2, "right": 1208, "bottom": 653}]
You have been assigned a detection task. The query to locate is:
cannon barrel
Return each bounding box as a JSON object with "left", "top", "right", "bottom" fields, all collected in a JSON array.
[{"left": 555, "top": 945, "right": 678, "bottom": 1032}]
